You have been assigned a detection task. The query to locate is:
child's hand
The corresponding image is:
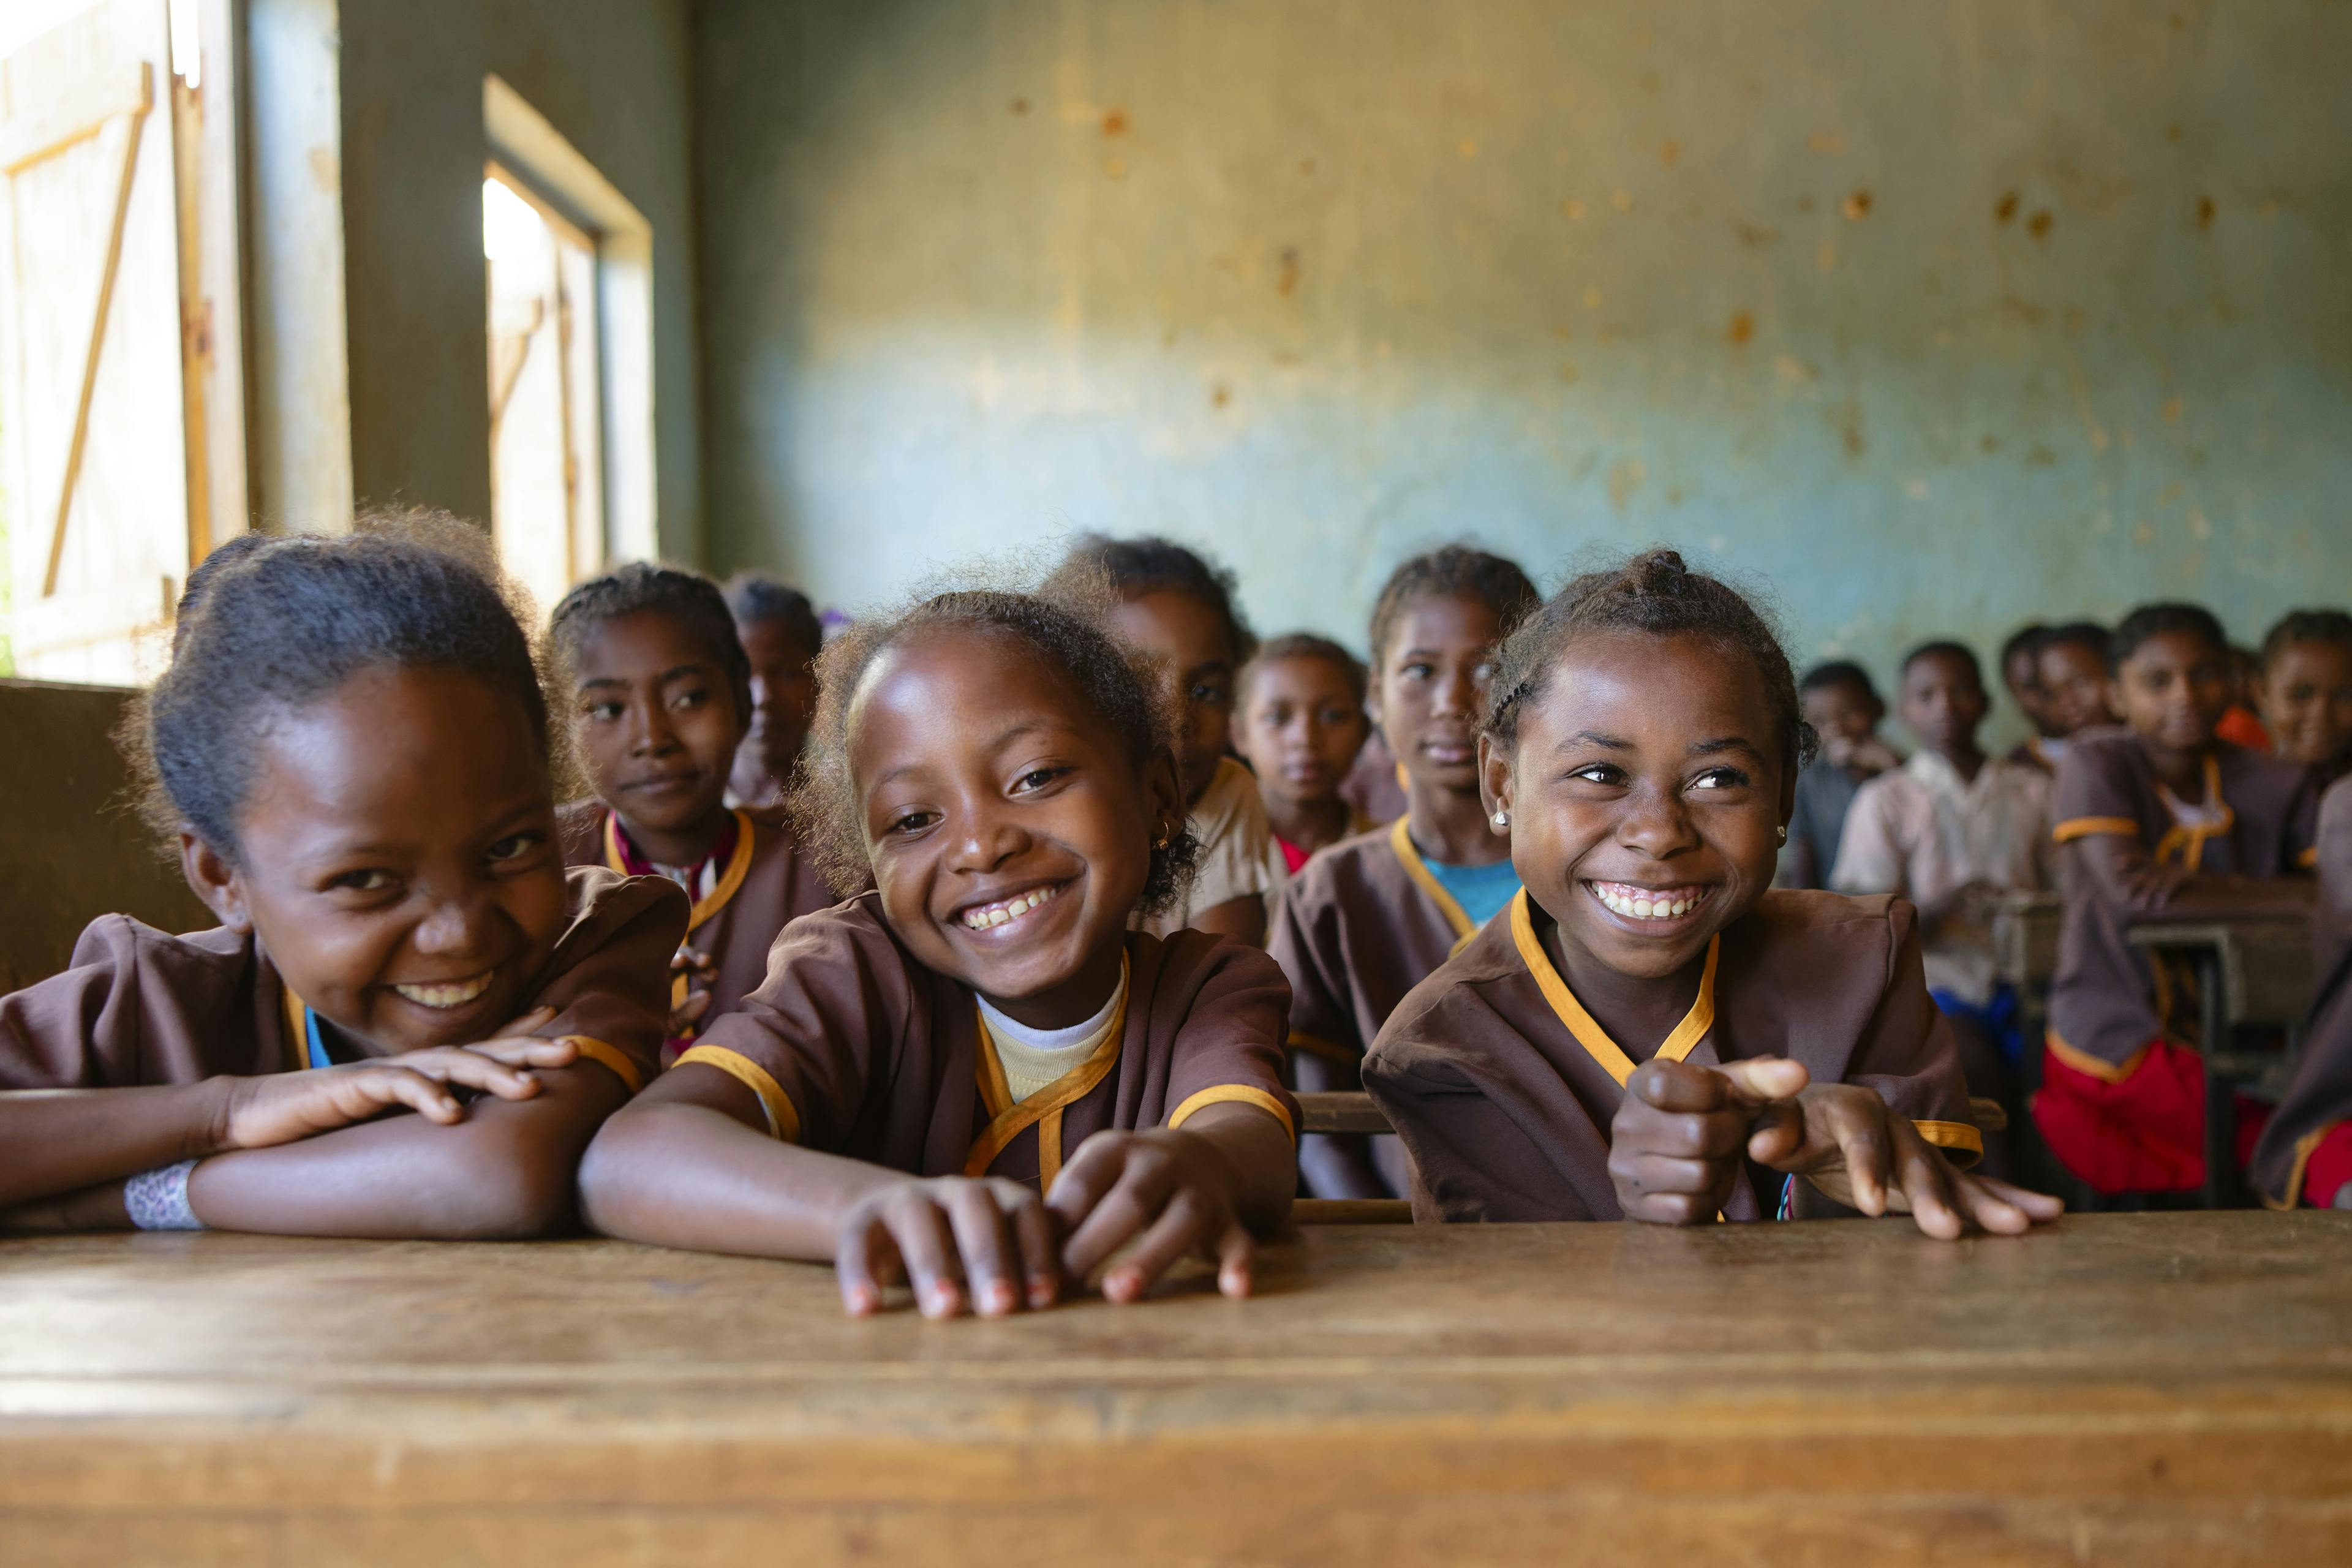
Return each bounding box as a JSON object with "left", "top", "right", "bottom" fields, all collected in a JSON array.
[
  {"left": 220, "top": 1006, "right": 573, "bottom": 1148},
  {"left": 2122, "top": 859, "right": 2194, "bottom": 911},
  {"left": 1849, "top": 736, "right": 1902, "bottom": 775},
  {"left": 1614, "top": 1058, "right": 2064, "bottom": 1239},
  {"left": 1610, "top": 1057, "right": 1811, "bottom": 1224},
  {"left": 1046, "top": 1128, "right": 1256, "bottom": 1304},
  {"left": 832, "top": 1177, "right": 1060, "bottom": 1319}
]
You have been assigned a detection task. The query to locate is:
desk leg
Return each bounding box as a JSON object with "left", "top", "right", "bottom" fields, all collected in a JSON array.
[{"left": 2199, "top": 952, "right": 2239, "bottom": 1210}]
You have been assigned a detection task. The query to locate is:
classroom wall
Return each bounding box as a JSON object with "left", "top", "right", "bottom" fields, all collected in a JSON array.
[
  {"left": 315, "top": 0, "right": 703, "bottom": 560},
  {"left": 695, "top": 0, "right": 2351, "bottom": 722}
]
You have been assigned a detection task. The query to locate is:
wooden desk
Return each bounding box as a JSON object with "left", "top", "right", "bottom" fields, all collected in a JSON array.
[{"left": 5, "top": 1215, "right": 2351, "bottom": 1564}]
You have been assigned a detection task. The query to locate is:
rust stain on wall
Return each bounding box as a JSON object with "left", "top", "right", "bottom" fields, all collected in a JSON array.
[
  {"left": 1277, "top": 247, "right": 1301, "bottom": 298},
  {"left": 1996, "top": 191, "right": 2019, "bottom": 223},
  {"left": 2027, "top": 209, "right": 2052, "bottom": 238},
  {"left": 1842, "top": 189, "right": 1872, "bottom": 219},
  {"left": 1101, "top": 107, "right": 1128, "bottom": 137},
  {"left": 1727, "top": 311, "right": 1754, "bottom": 345}
]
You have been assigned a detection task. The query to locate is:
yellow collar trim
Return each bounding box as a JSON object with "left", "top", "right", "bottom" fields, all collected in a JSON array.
[
  {"left": 1507, "top": 888, "right": 1718, "bottom": 1087},
  {"left": 967, "top": 956, "right": 1132, "bottom": 1188},
  {"left": 281, "top": 983, "right": 311, "bottom": 1073},
  {"left": 2152, "top": 753, "right": 2232, "bottom": 873},
  {"left": 604, "top": 807, "right": 760, "bottom": 932},
  {"left": 1389, "top": 816, "right": 1476, "bottom": 941}
]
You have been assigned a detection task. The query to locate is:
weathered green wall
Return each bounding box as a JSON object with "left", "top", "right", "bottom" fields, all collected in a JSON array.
[{"left": 696, "top": 0, "right": 2351, "bottom": 712}]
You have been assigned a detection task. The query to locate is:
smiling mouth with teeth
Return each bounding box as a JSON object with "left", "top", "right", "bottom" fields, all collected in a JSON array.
[
  {"left": 390, "top": 971, "right": 496, "bottom": 1009},
  {"left": 1586, "top": 881, "right": 1711, "bottom": 922},
  {"left": 959, "top": 882, "right": 1066, "bottom": 932}
]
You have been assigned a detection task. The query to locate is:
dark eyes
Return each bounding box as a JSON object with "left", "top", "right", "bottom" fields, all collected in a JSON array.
[
  {"left": 487, "top": 832, "right": 542, "bottom": 864},
  {"left": 1566, "top": 764, "right": 1750, "bottom": 792},
  {"left": 585, "top": 700, "right": 625, "bottom": 723},
  {"left": 1012, "top": 766, "right": 1070, "bottom": 794},
  {"left": 332, "top": 869, "right": 396, "bottom": 892},
  {"left": 884, "top": 809, "right": 938, "bottom": 837}
]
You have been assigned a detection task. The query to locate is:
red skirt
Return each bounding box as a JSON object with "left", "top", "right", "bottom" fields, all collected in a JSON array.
[{"left": 2032, "top": 1038, "right": 2269, "bottom": 1195}]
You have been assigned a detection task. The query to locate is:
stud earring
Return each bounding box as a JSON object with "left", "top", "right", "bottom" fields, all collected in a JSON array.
[
  {"left": 1493, "top": 810, "right": 1509, "bottom": 827},
  {"left": 1776, "top": 826, "right": 1789, "bottom": 844}
]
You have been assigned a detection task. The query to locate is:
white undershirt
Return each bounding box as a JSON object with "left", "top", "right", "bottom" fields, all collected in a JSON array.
[{"left": 976, "top": 963, "right": 1129, "bottom": 1102}]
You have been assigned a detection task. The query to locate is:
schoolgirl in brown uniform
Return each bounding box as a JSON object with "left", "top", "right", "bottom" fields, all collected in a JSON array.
[
  {"left": 581, "top": 583, "right": 1298, "bottom": 1317},
  {"left": 1267, "top": 546, "right": 1540, "bottom": 1199},
  {"left": 2037, "top": 605, "right": 2319, "bottom": 1194},
  {"left": 550, "top": 564, "right": 840, "bottom": 1058},
  {"left": 0, "top": 519, "right": 682, "bottom": 1237},
  {"left": 1363, "top": 549, "right": 2060, "bottom": 1237},
  {"left": 2251, "top": 775, "right": 2352, "bottom": 1208}
]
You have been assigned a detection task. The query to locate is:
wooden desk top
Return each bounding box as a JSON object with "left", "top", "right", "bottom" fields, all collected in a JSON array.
[{"left": 5, "top": 1214, "right": 2350, "bottom": 1565}]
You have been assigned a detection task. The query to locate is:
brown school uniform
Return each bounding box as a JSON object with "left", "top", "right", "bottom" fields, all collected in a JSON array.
[
  {"left": 678, "top": 891, "right": 1299, "bottom": 1190},
  {"left": 2252, "top": 776, "right": 2352, "bottom": 1207},
  {"left": 1362, "top": 888, "right": 1979, "bottom": 1223},
  {"left": 2045, "top": 733, "right": 2318, "bottom": 1079},
  {"left": 1268, "top": 817, "right": 1485, "bottom": 1068},
  {"left": 0, "top": 868, "right": 684, "bottom": 1095},
  {"left": 559, "top": 801, "right": 838, "bottom": 1049}
]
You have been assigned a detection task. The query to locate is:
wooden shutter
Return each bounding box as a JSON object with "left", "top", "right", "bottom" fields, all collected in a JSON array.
[{"left": 0, "top": 0, "right": 190, "bottom": 682}]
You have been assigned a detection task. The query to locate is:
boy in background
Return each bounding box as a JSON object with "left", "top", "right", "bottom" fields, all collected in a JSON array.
[{"left": 1781, "top": 660, "right": 1901, "bottom": 889}]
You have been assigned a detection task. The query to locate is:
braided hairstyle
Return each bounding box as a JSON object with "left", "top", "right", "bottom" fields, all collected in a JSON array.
[
  {"left": 127, "top": 513, "right": 552, "bottom": 862},
  {"left": 548, "top": 562, "right": 755, "bottom": 723},
  {"left": 1367, "top": 545, "right": 1540, "bottom": 671},
  {"left": 1483, "top": 547, "right": 1813, "bottom": 775},
  {"left": 786, "top": 575, "right": 1200, "bottom": 914}
]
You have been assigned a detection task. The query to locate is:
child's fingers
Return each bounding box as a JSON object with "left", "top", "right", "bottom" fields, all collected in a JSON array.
[
  {"left": 1817, "top": 1099, "right": 1891, "bottom": 1215},
  {"left": 1956, "top": 1173, "right": 2064, "bottom": 1232},
  {"left": 1615, "top": 1099, "right": 1752, "bottom": 1161},
  {"left": 1626, "top": 1058, "right": 1736, "bottom": 1114},
  {"left": 345, "top": 1067, "right": 466, "bottom": 1126},
  {"left": 1214, "top": 1219, "right": 1255, "bottom": 1299},
  {"left": 1608, "top": 1150, "right": 1725, "bottom": 1204},
  {"left": 1000, "top": 1185, "right": 1062, "bottom": 1310},
  {"left": 941, "top": 1182, "right": 1023, "bottom": 1318},
  {"left": 489, "top": 1005, "right": 560, "bottom": 1039},
  {"left": 881, "top": 1197, "right": 967, "bottom": 1319},
  {"left": 1058, "top": 1153, "right": 1180, "bottom": 1282},
  {"left": 1887, "top": 1131, "right": 1964, "bottom": 1240},
  {"left": 834, "top": 1215, "right": 898, "bottom": 1317},
  {"left": 1041, "top": 1135, "right": 1126, "bottom": 1232},
  {"left": 1713, "top": 1057, "right": 1812, "bottom": 1107},
  {"left": 1096, "top": 1194, "right": 1213, "bottom": 1306},
  {"left": 459, "top": 1036, "right": 582, "bottom": 1071},
  {"left": 400, "top": 1048, "right": 546, "bottom": 1101},
  {"left": 1742, "top": 1100, "right": 1808, "bottom": 1167},
  {"left": 667, "top": 990, "right": 714, "bottom": 1035}
]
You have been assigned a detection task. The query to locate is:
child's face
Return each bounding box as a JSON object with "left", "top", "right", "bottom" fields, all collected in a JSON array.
[
  {"left": 2037, "top": 639, "right": 2113, "bottom": 736},
  {"left": 572, "top": 611, "right": 745, "bottom": 842},
  {"left": 187, "top": 666, "right": 569, "bottom": 1053},
  {"left": 2111, "top": 630, "right": 2230, "bottom": 753},
  {"left": 1800, "top": 679, "right": 1882, "bottom": 763},
  {"left": 2003, "top": 644, "right": 2054, "bottom": 734},
  {"left": 737, "top": 616, "right": 820, "bottom": 778},
  {"left": 1483, "top": 632, "right": 1789, "bottom": 982},
  {"left": 1898, "top": 651, "right": 1988, "bottom": 757},
  {"left": 1107, "top": 589, "right": 1237, "bottom": 805},
  {"left": 1373, "top": 595, "right": 1505, "bottom": 799},
  {"left": 2258, "top": 641, "right": 2352, "bottom": 767},
  {"left": 1235, "top": 655, "right": 1370, "bottom": 812},
  {"left": 850, "top": 628, "right": 1182, "bottom": 1018}
]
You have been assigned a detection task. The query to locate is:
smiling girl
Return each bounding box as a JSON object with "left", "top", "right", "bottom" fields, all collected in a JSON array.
[
  {"left": 0, "top": 520, "right": 684, "bottom": 1237},
  {"left": 578, "top": 583, "right": 1298, "bottom": 1317},
  {"left": 1267, "top": 546, "right": 1539, "bottom": 1199},
  {"left": 1362, "top": 549, "right": 2059, "bottom": 1237},
  {"left": 551, "top": 564, "right": 840, "bottom": 1057}
]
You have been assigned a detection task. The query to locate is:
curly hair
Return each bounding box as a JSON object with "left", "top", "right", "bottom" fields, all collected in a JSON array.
[
  {"left": 1902, "top": 639, "right": 1983, "bottom": 684},
  {"left": 724, "top": 571, "right": 824, "bottom": 655},
  {"left": 2037, "top": 620, "right": 2109, "bottom": 665},
  {"left": 124, "top": 510, "right": 556, "bottom": 863},
  {"left": 1048, "top": 533, "right": 1256, "bottom": 665},
  {"left": 1483, "top": 546, "right": 1814, "bottom": 775},
  {"left": 1240, "top": 632, "right": 1368, "bottom": 710},
  {"left": 786, "top": 575, "right": 1200, "bottom": 916},
  {"left": 1366, "top": 545, "right": 1540, "bottom": 671},
  {"left": 2110, "top": 602, "right": 2227, "bottom": 672},
  {"left": 549, "top": 561, "right": 755, "bottom": 723},
  {"left": 2260, "top": 609, "right": 2352, "bottom": 669}
]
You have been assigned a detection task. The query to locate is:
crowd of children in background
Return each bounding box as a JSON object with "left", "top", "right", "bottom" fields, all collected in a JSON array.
[{"left": 4, "top": 513, "right": 2350, "bottom": 1320}]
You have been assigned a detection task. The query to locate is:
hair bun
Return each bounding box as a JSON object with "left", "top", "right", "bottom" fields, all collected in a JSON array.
[{"left": 1631, "top": 547, "right": 1689, "bottom": 590}]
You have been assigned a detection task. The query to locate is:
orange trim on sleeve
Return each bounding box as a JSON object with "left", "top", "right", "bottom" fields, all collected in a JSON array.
[
  {"left": 560, "top": 1036, "right": 644, "bottom": 1095},
  {"left": 2262, "top": 1121, "right": 2343, "bottom": 1212},
  {"left": 2297, "top": 845, "right": 2320, "bottom": 870},
  {"left": 1168, "top": 1084, "right": 1298, "bottom": 1144},
  {"left": 1286, "top": 1029, "right": 1359, "bottom": 1064},
  {"left": 1913, "top": 1118, "right": 1985, "bottom": 1169},
  {"left": 673, "top": 1043, "right": 799, "bottom": 1141},
  {"left": 2052, "top": 816, "right": 2142, "bottom": 844},
  {"left": 2045, "top": 1029, "right": 2147, "bottom": 1085}
]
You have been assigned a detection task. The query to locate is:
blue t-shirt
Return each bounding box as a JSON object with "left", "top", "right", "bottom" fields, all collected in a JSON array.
[{"left": 1423, "top": 854, "right": 1523, "bottom": 931}]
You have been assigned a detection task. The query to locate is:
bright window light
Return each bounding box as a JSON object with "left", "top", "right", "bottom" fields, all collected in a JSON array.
[
  {"left": 482, "top": 176, "right": 549, "bottom": 262},
  {"left": 168, "top": 0, "right": 199, "bottom": 89}
]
